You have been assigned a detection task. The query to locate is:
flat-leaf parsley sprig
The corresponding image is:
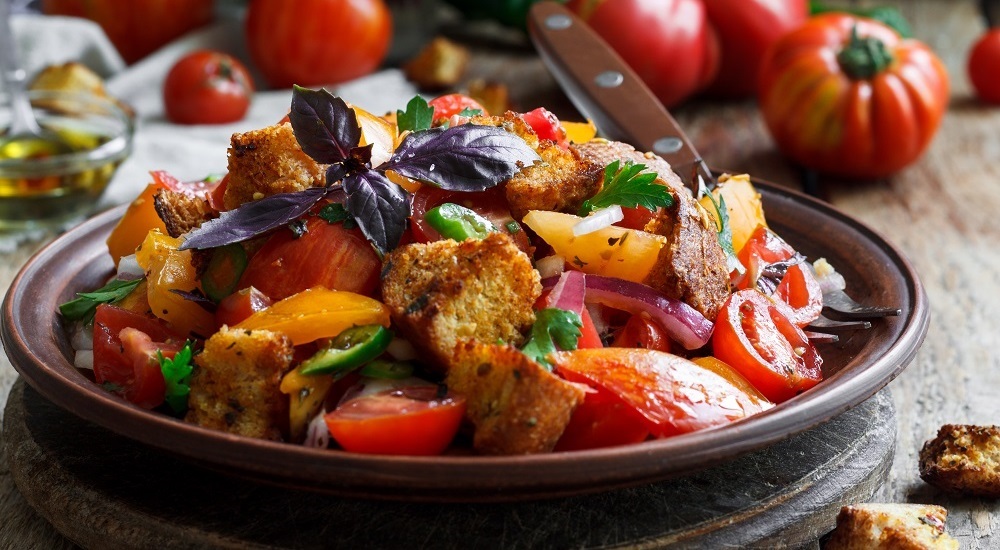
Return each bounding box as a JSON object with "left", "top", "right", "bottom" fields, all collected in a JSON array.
[
  {"left": 578, "top": 160, "right": 674, "bottom": 216},
  {"left": 182, "top": 87, "right": 540, "bottom": 255}
]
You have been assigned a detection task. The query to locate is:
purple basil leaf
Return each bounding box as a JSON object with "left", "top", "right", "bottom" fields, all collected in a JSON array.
[
  {"left": 180, "top": 187, "right": 329, "bottom": 250},
  {"left": 169, "top": 289, "right": 217, "bottom": 312},
  {"left": 350, "top": 144, "right": 373, "bottom": 167},
  {"left": 326, "top": 163, "right": 349, "bottom": 185},
  {"left": 289, "top": 86, "right": 361, "bottom": 164},
  {"left": 381, "top": 125, "right": 540, "bottom": 191},
  {"left": 343, "top": 170, "right": 410, "bottom": 255}
]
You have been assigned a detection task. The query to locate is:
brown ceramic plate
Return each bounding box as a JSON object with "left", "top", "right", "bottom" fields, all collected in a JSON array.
[{"left": 2, "top": 182, "right": 927, "bottom": 502}]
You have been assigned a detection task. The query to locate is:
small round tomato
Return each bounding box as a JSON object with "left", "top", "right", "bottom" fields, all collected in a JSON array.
[
  {"left": 409, "top": 186, "right": 531, "bottom": 254},
  {"left": 554, "top": 386, "right": 649, "bottom": 451},
  {"left": 238, "top": 214, "right": 381, "bottom": 300},
  {"left": 163, "top": 50, "right": 254, "bottom": 125},
  {"left": 737, "top": 225, "right": 822, "bottom": 327},
  {"left": 521, "top": 107, "right": 568, "bottom": 148},
  {"left": 324, "top": 385, "right": 466, "bottom": 455},
  {"left": 427, "top": 93, "right": 488, "bottom": 123},
  {"left": 969, "top": 29, "right": 1000, "bottom": 104},
  {"left": 712, "top": 289, "right": 823, "bottom": 403}
]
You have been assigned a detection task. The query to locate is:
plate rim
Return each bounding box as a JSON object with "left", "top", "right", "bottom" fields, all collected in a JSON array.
[{"left": 1, "top": 181, "right": 929, "bottom": 502}]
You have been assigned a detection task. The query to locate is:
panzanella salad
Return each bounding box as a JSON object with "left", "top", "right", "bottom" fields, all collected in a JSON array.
[{"left": 61, "top": 87, "right": 835, "bottom": 456}]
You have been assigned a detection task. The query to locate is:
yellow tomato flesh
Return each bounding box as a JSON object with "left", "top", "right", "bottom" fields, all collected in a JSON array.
[
  {"left": 699, "top": 174, "right": 767, "bottom": 253},
  {"left": 280, "top": 363, "right": 336, "bottom": 441},
  {"left": 107, "top": 182, "right": 168, "bottom": 267},
  {"left": 135, "top": 231, "right": 216, "bottom": 338},
  {"left": 353, "top": 105, "right": 397, "bottom": 167},
  {"left": 234, "top": 287, "right": 390, "bottom": 346},
  {"left": 522, "top": 210, "right": 667, "bottom": 282},
  {"left": 561, "top": 120, "right": 597, "bottom": 144}
]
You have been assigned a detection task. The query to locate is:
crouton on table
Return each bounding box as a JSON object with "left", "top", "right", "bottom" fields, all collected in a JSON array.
[
  {"left": 920, "top": 424, "right": 1000, "bottom": 497},
  {"left": 823, "top": 503, "right": 958, "bottom": 549}
]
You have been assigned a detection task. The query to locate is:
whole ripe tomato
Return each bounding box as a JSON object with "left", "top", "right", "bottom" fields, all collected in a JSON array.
[
  {"left": 758, "top": 14, "right": 949, "bottom": 179},
  {"left": 566, "top": 0, "right": 807, "bottom": 104},
  {"left": 245, "top": 0, "right": 392, "bottom": 89},
  {"left": 969, "top": 29, "right": 1000, "bottom": 104},
  {"left": 164, "top": 51, "right": 254, "bottom": 125},
  {"left": 42, "top": 0, "right": 212, "bottom": 64}
]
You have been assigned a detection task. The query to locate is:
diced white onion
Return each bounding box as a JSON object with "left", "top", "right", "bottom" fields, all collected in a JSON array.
[
  {"left": 70, "top": 323, "right": 93, "bottom": 351},
  {"left": 535, "top": 255, "right": 566, "bottom": 279},
  {"left": 116, "top": 254, "right": 144, "bottom": 279},
  {"left": 812, "top": 258, "right": 846, "bottom": 293},
  {"left": 74, "top": 349, "right": 94, "bottom": 370},
  {"left": 386, "top": 337, "right": 418, "bottom": 361},
  {"left": 573, "top": 205, "right": 623, "bottom": 236},
  {"left": 304, "top": 409, "right": 330, "bottom": 449}
]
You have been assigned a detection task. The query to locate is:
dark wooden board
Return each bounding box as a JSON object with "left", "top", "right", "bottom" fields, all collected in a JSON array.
[{"left": 3, "top": 379, "right": 895, "bottom": 549}]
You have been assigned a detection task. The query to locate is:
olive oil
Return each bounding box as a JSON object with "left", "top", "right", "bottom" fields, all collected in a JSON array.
[{"left": 0, "top": 122, "right": 122, "bottom": 229}]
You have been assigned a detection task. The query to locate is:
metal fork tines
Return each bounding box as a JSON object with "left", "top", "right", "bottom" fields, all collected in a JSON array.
[
  {"left": 807, "top": 314, "right": 872, "bottom": 334},
  {"left": 822, "top": 288, "right": 902, "bottom": 320}
]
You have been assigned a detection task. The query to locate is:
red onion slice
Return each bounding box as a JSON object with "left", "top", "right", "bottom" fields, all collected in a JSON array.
[
  {"left": 546, "top": 270, "right": 586, "bottom": 315},
  {"left": 543, "top": 273, "right": 714, "bottom": 350}
]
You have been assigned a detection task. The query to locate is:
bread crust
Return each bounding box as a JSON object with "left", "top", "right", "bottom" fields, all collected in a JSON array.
[
  {"left": 823, "top": 503, "right": 958, "bottom": 550},
  {"left": 919, "top": 424, "right": 1000, "bottom": 497}
]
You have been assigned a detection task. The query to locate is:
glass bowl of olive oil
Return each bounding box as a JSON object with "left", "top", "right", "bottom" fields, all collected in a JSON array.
[{"left": 0, "top": 90, "right": 133, "bottom": 231}]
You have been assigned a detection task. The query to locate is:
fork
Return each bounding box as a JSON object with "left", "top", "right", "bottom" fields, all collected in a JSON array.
[{"left": 822, "top": 288, "right": 901, "bottom": 320}]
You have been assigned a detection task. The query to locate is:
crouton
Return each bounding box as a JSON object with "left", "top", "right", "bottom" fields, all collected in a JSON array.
[
  {"left": 153, "top": 189, "right": 215, "bottom": 238},
  {"left": 447, "top": 341, "right": 585, "bottom": 454},
  {"left": 823, "top": 503, "right": 958, "bottom": 550},
  {"left": 575, "top": 140, "right": 730, "bottom": 320},
  {"left": 919, "top": 424, "right": 1000, "bottom": 497},
  {"left": 467, "top": 79, "right": 511, "bottom": 117},
  {"left": 403, "top": 36, "right": 470, "bottom": 91},
  {"left": 380, "top": 232, "right": 541, "bottom": 368},
  {"left": 185, "top": 326, "right": 294, "bottom": 440},
  {"left": 224, "top": 122, "right": 327, "bottom": 210}
]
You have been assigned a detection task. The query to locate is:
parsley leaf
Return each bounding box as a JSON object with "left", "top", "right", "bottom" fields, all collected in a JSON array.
[
  {"left": 59, "top": 278, "right": 142, "bottom": 323},
  {"left": 160, "top": 342, "right": 195, "bottom": 414},
  {"left": 520, "top": 308, "right": 582, "bottom": 369},
  {"left": 698, "top": 182, "right": 744, "bottom": 276},
  {"left": 578, "top": 160, "right": 674, "bottom": 216},
  {"left": 396, "top": 96, "right": 434, "bottom": 133},
  {"left": 457, "top": 107, "right": 483, "bottom": 118}
]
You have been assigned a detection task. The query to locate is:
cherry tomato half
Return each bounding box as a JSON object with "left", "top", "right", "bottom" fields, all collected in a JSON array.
[
  {"left": 737, "top": 225, "right": 822, "bottom": 327},
  {"left": 163, "top": 50, "right": 254, "bottom": 125},
  {"left": 324, "top": 385, "right": 466, "bottom": 455},
  {"left": 969, "top": 29, "right": 1000, "bottom": 104},
  {"left": 712, "top": 289, "right": 823, "bottom": 403}
]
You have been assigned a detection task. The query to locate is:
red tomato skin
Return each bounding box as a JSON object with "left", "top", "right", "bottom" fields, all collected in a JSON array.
[
  {"left": 737, "top": 225, "right": 822, "bottom": 326},
  {"left": 611, "top": 314, "right": 672, "bottom": 353},
  {"left": 238, "top": 215, "right": 381, "bottom": 300},
  {"left": 554, "top": 387, "right": 649, "bottom": 451},
  {"left": 163, "top": 50, "right": 254, "bottom": 125},
  {"left": 521, "top": 107, "right": 568, "bottom": 148},
  {"left": 969, "top": 29, "right": 1000, "bottom": 104},
  {"left": 712, "top": 289, "right": 823, "bottom": 403},
  {"left": 553, "top": 348, "right": 772, "bottom": 438},
  {"left": 215, "top": 286, "right": 272, "bottom": 327},
  {"left": 246, "top": 0, "right": 392, "bottom": 89},
  {"left": 615, "top": 205, "right": 660, "bottom": 231},
  {"left": 567, "top": 0, "right": 719, "bottom": 107},
  {"left": 324, "top": 387, "right": 467, "bottom": 455},
  {"left": 428, "top": 94, "right": 488, "bottom": 122},
  {"left": 701, "top": 0, "right": 809, "bottom": 98},
  {"left": 758, "top": 14, "right": 949, "bottom": 179}
]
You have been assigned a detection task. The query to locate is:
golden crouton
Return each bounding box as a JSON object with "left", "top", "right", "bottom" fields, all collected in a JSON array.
[
  {"left": 185, "top": 327, "right": 294, "bottom": 440},
  {"left": 467, "top": 79, "right": 511, "bottom": 117},
  {"left": 823, "top": 503, "right": 958, "bottom": 550},
  {"left": 153, "top": 189, "right": 215, "bottom": 238},
  {"left": 380, "top": 233, "right": 541, "bottom": 368},
  {"left": 224, "top": 122, "right": 327, "bottom": 210},
  {"left": 919, "top": 424, "right": 1000, "bottom": 497},
  {"left": 29, "top": 62, "right": 135, "bottom": 118},
  {"left": 447, "top": 341, "right": 585, "bottom": 454},
  {"left": 403, "top": 36, "right": 470, "bottom": 91}
]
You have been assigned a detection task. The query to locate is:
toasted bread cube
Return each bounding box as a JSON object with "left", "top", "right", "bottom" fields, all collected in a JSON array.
[
  {"left": 447, "top": 341, "right": 585, "bottom": 454},
  {"left": 467, "top": 79, "right": 511, "bottom": 117},
  {"left": 224, "top": 123, "right": 326, "bottom": 210},
  {"left": 185, "top": 326, "right": 294, "bottom": 440},
  {"left": 919, "top": 424, "right": 1000, "bottom": 497},
  {"left": 153, "top": 189, "right": 214, "bottom": 238},
  {"left": 823, "top": 503, "right": 958, "bottom": 550},
  {"left": 505, "top": 141, "right": 603, "bottom": 221},
  {"left": 381, "top": 233, "right": 540, "bottom": 368},
  {"left": 403, "top": 36, "right": 470, "bottom": 91}
]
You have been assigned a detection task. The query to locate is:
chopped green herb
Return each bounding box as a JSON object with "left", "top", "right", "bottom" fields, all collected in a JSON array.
[
  {"left": 520, "top": 308, "right": 582, "bottom": 368},
  {"left": 505, "top": 220, "right": 521, "bottom": 234},
  {"left": 579, "top": 160, "right": 674, "bottom": 216},
  {"left": 457, "top": 107, "right": 484, "bottom": 118},
  {"left": 160, "top": 342, "right": 195, "bottom": 414},
  {"left": 396, "top": 95, "right": 434, "bottom": 133},
  {"left": 699, "top": 183, "right": 744, "bottom": 276},
  {"left": 59, "top": 278, "right": 143, "bottom": 323},
  {"left": 318, "top": 203, "right": 357, "bottom": 229}
]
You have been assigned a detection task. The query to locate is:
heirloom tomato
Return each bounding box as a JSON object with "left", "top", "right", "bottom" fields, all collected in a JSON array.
[
  {"left": 758, "top": 14, "right": 949, "bottom": 179},
  {"left": 245, "top": 0, "right": 392, "bottom": 88},
  {"left": 968, "top": 29, "right": 1000, "bottom": 104}
]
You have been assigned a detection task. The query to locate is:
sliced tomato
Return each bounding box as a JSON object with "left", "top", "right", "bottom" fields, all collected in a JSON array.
[
  {"left": 215, "top": 286, "right": 272, "bottom": 327},
  {"left": 238, "top": 214, "right": 381, "bottom": 300},
  {"left": 521, "top": 107, "right": 568, "bottom": 148},
  {"left": 553, "top": 386, "right": 649, "bottom": 451},
  {"left": 409, "top": 186, "right": 531, "bottom": 254},
  {"left": 553, "top": 348, "right": 772, "bottom": 437},
  {"left": 93, "top": 304, "right": 183, "bottom": 409},
  {"left": 611, "top": 314, "right": 672, "bottom": 353},
  {"left": 324, "top": 385, "right": 466, "bottom": 455},
  {"left": 737, "top": 224, "right": 822, "bottom": 326},
  {"left": 427, "top": 93, "right": 487, "bottom": 123},
  {"left": 712, "top": 288, "right": 823, "bottom": 403}
]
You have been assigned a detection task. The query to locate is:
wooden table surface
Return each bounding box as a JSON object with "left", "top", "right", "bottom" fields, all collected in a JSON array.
[{"left": 3, "top": 1, "right": 999, "bottom": 547}]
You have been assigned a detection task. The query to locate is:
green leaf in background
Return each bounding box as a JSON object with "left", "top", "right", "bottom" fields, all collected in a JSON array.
[{"left": 810, "top": 2, "right": 913, "bottom": 38}]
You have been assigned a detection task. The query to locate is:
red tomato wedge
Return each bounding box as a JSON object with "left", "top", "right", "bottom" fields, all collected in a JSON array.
[
  {"left": 215, "top": 286, "right": 272, "bottom": 327},
  {"left": 552, "top": 348, "right": 772, "bottom": 438},
  {"left": 737, "top": 224, "right": 822, "bottom": 327},
  {"left": 611, "top": 314, "right": 672, "bottom": 353},
  {"left": 239, "top": 215, "right": 381, "bottom": 300},
  {"left": 324, "top": 386, "right": 466, "bottom": 455},
  {"left": 554, "top": 385, "right": 649, "bottom": 451},
  {"left": 712, "top": 289, "right": 823, "bottom": 403}
]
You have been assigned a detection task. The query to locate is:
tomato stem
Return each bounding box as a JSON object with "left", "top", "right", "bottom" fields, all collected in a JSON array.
[{"left": 837, "top": 26, "right": 894, "bottom": 80}]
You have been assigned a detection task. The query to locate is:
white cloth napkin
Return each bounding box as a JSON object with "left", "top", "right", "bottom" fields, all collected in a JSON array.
[{"left": 7, "top": 13, "right": 419, "bottom": 239}]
